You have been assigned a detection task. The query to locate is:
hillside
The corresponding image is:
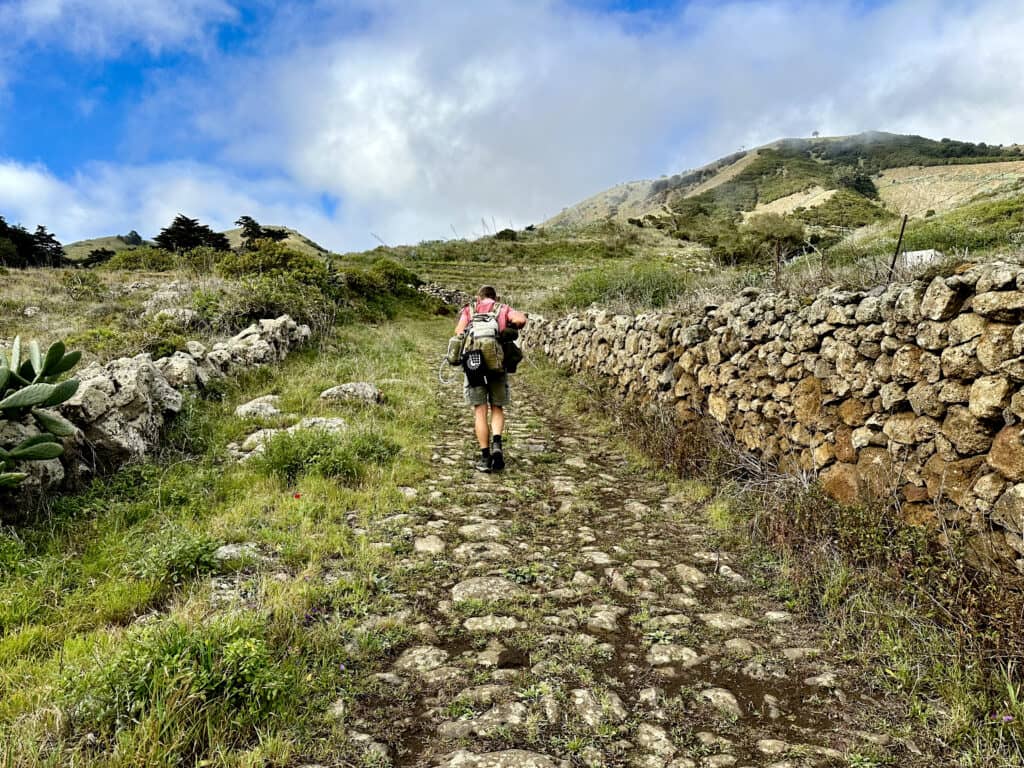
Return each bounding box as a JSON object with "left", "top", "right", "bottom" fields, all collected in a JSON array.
[
  {"left": 547, "top": 132, "right": 1024, "bottom": 231},
  {"left": 63, "top": 225, "right": 329, "bottom": 263}
]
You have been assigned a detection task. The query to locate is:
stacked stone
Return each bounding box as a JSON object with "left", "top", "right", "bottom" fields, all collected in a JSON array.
[
  {"left": 419, "top": 283, "right": 473, "bottom": 307},
  {"left": 1, "top": 316, "right": 311, "bottom": 504},
  {"left": 529, "top": 261, "right": 1024, "bottom": 571}
]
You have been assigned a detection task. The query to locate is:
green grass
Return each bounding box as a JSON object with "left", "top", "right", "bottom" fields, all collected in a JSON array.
[
  {"left": 0, "top": 316, "right": 451, "bottom": 766},
  {"left": 541, "top": 259, "right": 695, "bottom": 313}
]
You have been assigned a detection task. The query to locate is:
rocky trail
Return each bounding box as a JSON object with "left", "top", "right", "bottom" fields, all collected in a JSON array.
[{"left": 339, "top": 367, "right": 935, "bottom": 768}]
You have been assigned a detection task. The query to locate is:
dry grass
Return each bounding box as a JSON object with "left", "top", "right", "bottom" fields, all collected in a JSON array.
[
  {"left": 742, "top": 185, "right": 837, "bottom": 219},
  {"left": 877, "top": 160, "right": 1024, "bottom": 217}
]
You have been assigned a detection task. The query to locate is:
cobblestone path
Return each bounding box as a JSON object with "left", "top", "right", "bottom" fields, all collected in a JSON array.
[{"left": 345, "top": 373, "right": 935, "bottom": 768}]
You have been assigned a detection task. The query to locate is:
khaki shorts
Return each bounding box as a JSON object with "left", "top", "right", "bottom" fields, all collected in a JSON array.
[{"left": 465, "top": 373, "right": 510, "bottom": 407}]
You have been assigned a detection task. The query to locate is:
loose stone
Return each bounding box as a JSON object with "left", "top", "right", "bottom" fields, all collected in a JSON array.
[
  {"left": 451, "top": 577, "right": 526, "bottom": 604},
  {"left": 697, "top": 688, "right": 743, "bottom": 719}
]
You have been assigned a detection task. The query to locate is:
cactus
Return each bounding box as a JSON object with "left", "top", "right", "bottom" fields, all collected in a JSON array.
[{"left": 0, "top": 336, "right": 82, "bottom": 487}]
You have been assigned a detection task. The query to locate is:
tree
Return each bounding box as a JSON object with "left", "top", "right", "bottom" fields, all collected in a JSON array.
[
  {"left": 835, "top": 169, "right": 879, "bottom": 199},
  {"left": 154, "top": 214, "right": 230, "bottom": 253},
  {"left": 32, "top": 226, "right": 65, "bottom": 267},
  {"left": 0, "top": 216, "right": 65, "bottom": 267},
  {"left": 743, "top": 213, "right": 806, "bottom": 290},
  {"left": 812, "top": 130, "right": 820, "bottom": 138},
  {"left": 236, "top": 215, "right": 288, "bottom": 250},
  {"left": 0, "top": 237, "right": 16, "bottom": 265},
  {"left": 122, "top": 230, "right": 144, "bottom": 246}
]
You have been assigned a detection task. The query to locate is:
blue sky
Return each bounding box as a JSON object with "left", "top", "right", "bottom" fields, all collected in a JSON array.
[{"left": 1, "top": 0, "right": 1022, "bottom": 250}]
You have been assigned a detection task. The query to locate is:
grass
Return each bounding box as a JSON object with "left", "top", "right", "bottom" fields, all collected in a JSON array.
[
  {"left": 519, "top": 357, "right": 1024, "bottom": 767},
  {"left": 540, "top": 259, "right": 695, "bottom": 314},
  {"left": 0, "top": 315, "right": 451, "bottom": 766}
]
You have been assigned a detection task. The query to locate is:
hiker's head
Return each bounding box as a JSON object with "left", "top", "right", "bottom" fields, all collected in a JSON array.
[{"left": 477, "top": 285, "right": 497, "bottom": 301}]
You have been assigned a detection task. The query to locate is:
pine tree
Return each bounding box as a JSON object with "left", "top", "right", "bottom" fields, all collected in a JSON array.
[{"left": 154, "top": 214, "right": 230, "bottom": 253}]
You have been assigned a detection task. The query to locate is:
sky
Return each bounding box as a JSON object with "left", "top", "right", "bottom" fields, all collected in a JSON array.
[{"left": 1, "top": 0, "right": 1023, "bottom": 251}]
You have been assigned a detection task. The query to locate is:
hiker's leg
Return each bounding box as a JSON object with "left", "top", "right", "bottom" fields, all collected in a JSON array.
[
  {"left": 474, "top": 404, "right": 490, "bottom": 448},
  {"left": 491, "top": 406, "right": 505, "bottom": 437}
]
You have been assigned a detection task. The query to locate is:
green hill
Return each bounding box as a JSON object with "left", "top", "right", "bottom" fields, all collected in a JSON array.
[{"left": 544, "top": 132, "right": 1024, "bottom": 266}]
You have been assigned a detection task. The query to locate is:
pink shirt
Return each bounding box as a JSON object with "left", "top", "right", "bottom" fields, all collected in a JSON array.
[{"left": 459, "top": 299, "right": 512, "bottom": 333}]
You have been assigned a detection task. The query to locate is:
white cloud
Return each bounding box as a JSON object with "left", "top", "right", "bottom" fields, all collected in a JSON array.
[
  {"left": 1, "top": 0, "right": 237, "bottom": 55},
  {"left": 159, "top": 0, "right": 1024, "bottom": 247},
  {"left": 6, "top": 0, "right": 1024, "bottom": 251}
]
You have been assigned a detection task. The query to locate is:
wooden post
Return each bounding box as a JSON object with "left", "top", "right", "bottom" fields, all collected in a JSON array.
[{"left": 888, "top": 214, "right": 909, "bottom": 283}]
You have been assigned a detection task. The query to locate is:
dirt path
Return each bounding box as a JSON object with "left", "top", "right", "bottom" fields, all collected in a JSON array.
[{"left": 344, "top": 368, "right": 936, "bottom": 767}]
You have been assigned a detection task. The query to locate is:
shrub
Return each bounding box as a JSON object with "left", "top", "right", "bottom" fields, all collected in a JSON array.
[
  {"left": 141, "top": 316, "right": 188, "bottom": 358},
  {"left": 134, "top": 526, "right": 221, "bottom": 585},
  {"left": 60, "top": 270, "right": 105, "bottom": 301},
  {"left": 217, "top": 240, "right": 330, "bottom": 288},
  {"left": 225, "top": 274, "right": 336, "bottom": 337},
  {"left": 253, "top": 427, "right": 400, "bottom": 486},
  {"left": 543, "top": 260, "right": 693, "bottom": 313},
  {"left": 105, "top": 246, "right": 178, "bottom": 271},
  {"left": 64, "top": 617, "right": 293, "bottom": 757}
]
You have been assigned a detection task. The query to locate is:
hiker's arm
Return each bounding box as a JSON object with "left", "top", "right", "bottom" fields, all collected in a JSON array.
[
  {"left": 507, "top": 308, "right": 528, "bottom": 328},
  {"left": 454, "top": 308, "right": 470, "bottom": 335}
]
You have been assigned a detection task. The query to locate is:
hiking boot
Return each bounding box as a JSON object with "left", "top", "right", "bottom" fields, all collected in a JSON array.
[
  {"left": 490, "top": 445, "right": 505, "bottom": 472},
  {"left": 474, "top": 455, "right": 492, "bottom": 473}
]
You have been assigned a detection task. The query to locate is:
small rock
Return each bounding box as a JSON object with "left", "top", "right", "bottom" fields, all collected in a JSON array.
[
  {"left": 452, "top": 577, "right": 526, "bottom": 604},
  {"left": 393, "top": 645, "right": 449, "bottom": 676},
  {"left": 646, "top": 644, "right": 702, "bottom": 667},
  {"left": 415, "top": 535, "right": 447, "bottom": 555},
  {"left": 697, "top": 688, "right": 743, "bottom": 719},
  {"left": 320, "top": 382, "right": 384, "bottom": 404},
  {"left": 699, "top": 612, "right": 754, "bottom": 631},
  {"left": 571, "top": 688, "right": 628, "bottom": 726},
  {"left": 464, "top": 615, "right": 523, "bottom": 632},
  {"left": 235, "top": 395, "right": 283, "bottom": 419},
  {"left": 757, "top": 739, "right": 789, "bottom": 755},
  {"left": 672, "top": 564, "right": 707, "bottom": 586}
]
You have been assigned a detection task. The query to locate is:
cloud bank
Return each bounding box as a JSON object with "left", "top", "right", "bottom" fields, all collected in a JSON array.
[{"left": 2, "top": 0, "right": 1024, "bottom": 249}]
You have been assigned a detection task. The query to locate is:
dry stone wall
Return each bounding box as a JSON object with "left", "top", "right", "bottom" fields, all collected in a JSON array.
[
  {"left": 2, "top": 316, "right": 310, "bottom": 505},
  {"left": 530, "top": 260, "right": 1024, "bottom": 572}
]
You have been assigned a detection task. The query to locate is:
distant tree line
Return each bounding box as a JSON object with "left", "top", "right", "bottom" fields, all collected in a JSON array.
[
  {"left": 0, "top": 212, "right": 290, "bottom": 269},
  {"left": 0, "top": 217, "right": 66, "bottom": 268}
]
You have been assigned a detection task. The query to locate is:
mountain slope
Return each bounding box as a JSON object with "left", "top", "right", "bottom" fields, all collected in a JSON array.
[{"left": 547, "top": 132, "right": 1024, "bottom": 229}]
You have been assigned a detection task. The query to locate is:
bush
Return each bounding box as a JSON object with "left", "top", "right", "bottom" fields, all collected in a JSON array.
[
  {"left": 60, "top": 270, "right": 105, "bottom": 301},
  {"left": 217, "top": 240, "right": 330, "bottom": 288},
  {"left": 543, "top": 260, "right": 693, "bottom": 313},
  {"left": 105, "top": 246, "right": 178, "bottom": 271},
  {"left": 134, "top": 526, "right": 221, "bottom": 585},
  {"left": 225, "top": 274, "right": 336, "bottom": 337},
  {"left": 64, "top": 617, "right": 293, "bottom": 757},
  {"left": 253, "top": 427, "right": 400, "bottom": 486}
]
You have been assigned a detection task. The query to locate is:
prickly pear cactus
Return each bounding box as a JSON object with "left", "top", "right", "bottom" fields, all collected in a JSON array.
[{"left": 0, "top": 337, "right": 81, "bottom": 488}]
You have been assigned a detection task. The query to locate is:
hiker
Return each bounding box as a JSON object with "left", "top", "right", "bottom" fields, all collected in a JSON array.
[{"left": 454, "top": 286, "right": 528, "bottom": 472}]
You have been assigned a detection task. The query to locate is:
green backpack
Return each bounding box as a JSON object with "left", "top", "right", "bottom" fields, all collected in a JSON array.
[{"left": 464, "top": 303, "right": 505, "bottom": 374}]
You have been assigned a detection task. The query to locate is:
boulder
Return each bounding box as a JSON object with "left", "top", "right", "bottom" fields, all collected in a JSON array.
[
  {"left": 919, "top": 276, "right": 962, "bottom": 321},
  {"left": 993, "top": 484, "right": 1024, "bottom": 534},
  {"left": 988, "top": 425, "right": 1024, "bottom": 482},
  {"left": 941, "top": 406, "right": 995, "bottom": 456},
  {"left": 973, "top": 291, "right": 1024, "bottom": 321},
  {"left": 969, "top": 376, "right": 1012, "bottom": 420}
]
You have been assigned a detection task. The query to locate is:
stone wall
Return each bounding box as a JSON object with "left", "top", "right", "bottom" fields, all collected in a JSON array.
[
  {"left": 529, "top": 260, "right": 1024, "bottom": 571},
  {"left": 2, "top": 316, "right": 310, "bottom": 504}
]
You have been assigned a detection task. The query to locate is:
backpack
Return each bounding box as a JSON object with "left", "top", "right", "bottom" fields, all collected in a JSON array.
[{"left": 463, "top": 302, "right": 505, "bottom": 376}]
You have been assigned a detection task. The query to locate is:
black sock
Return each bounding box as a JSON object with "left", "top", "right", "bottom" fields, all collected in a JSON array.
[
  {"left": 481, "top": 447, "right": 491, "bottom": 460},
  {"left": 492, "top": 435, "right": 502, "bottom": 448}
]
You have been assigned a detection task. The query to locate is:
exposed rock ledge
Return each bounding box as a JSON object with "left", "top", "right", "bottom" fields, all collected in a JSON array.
[{"left": 2, "top": 315, "right": 310, "bottom": 508}]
